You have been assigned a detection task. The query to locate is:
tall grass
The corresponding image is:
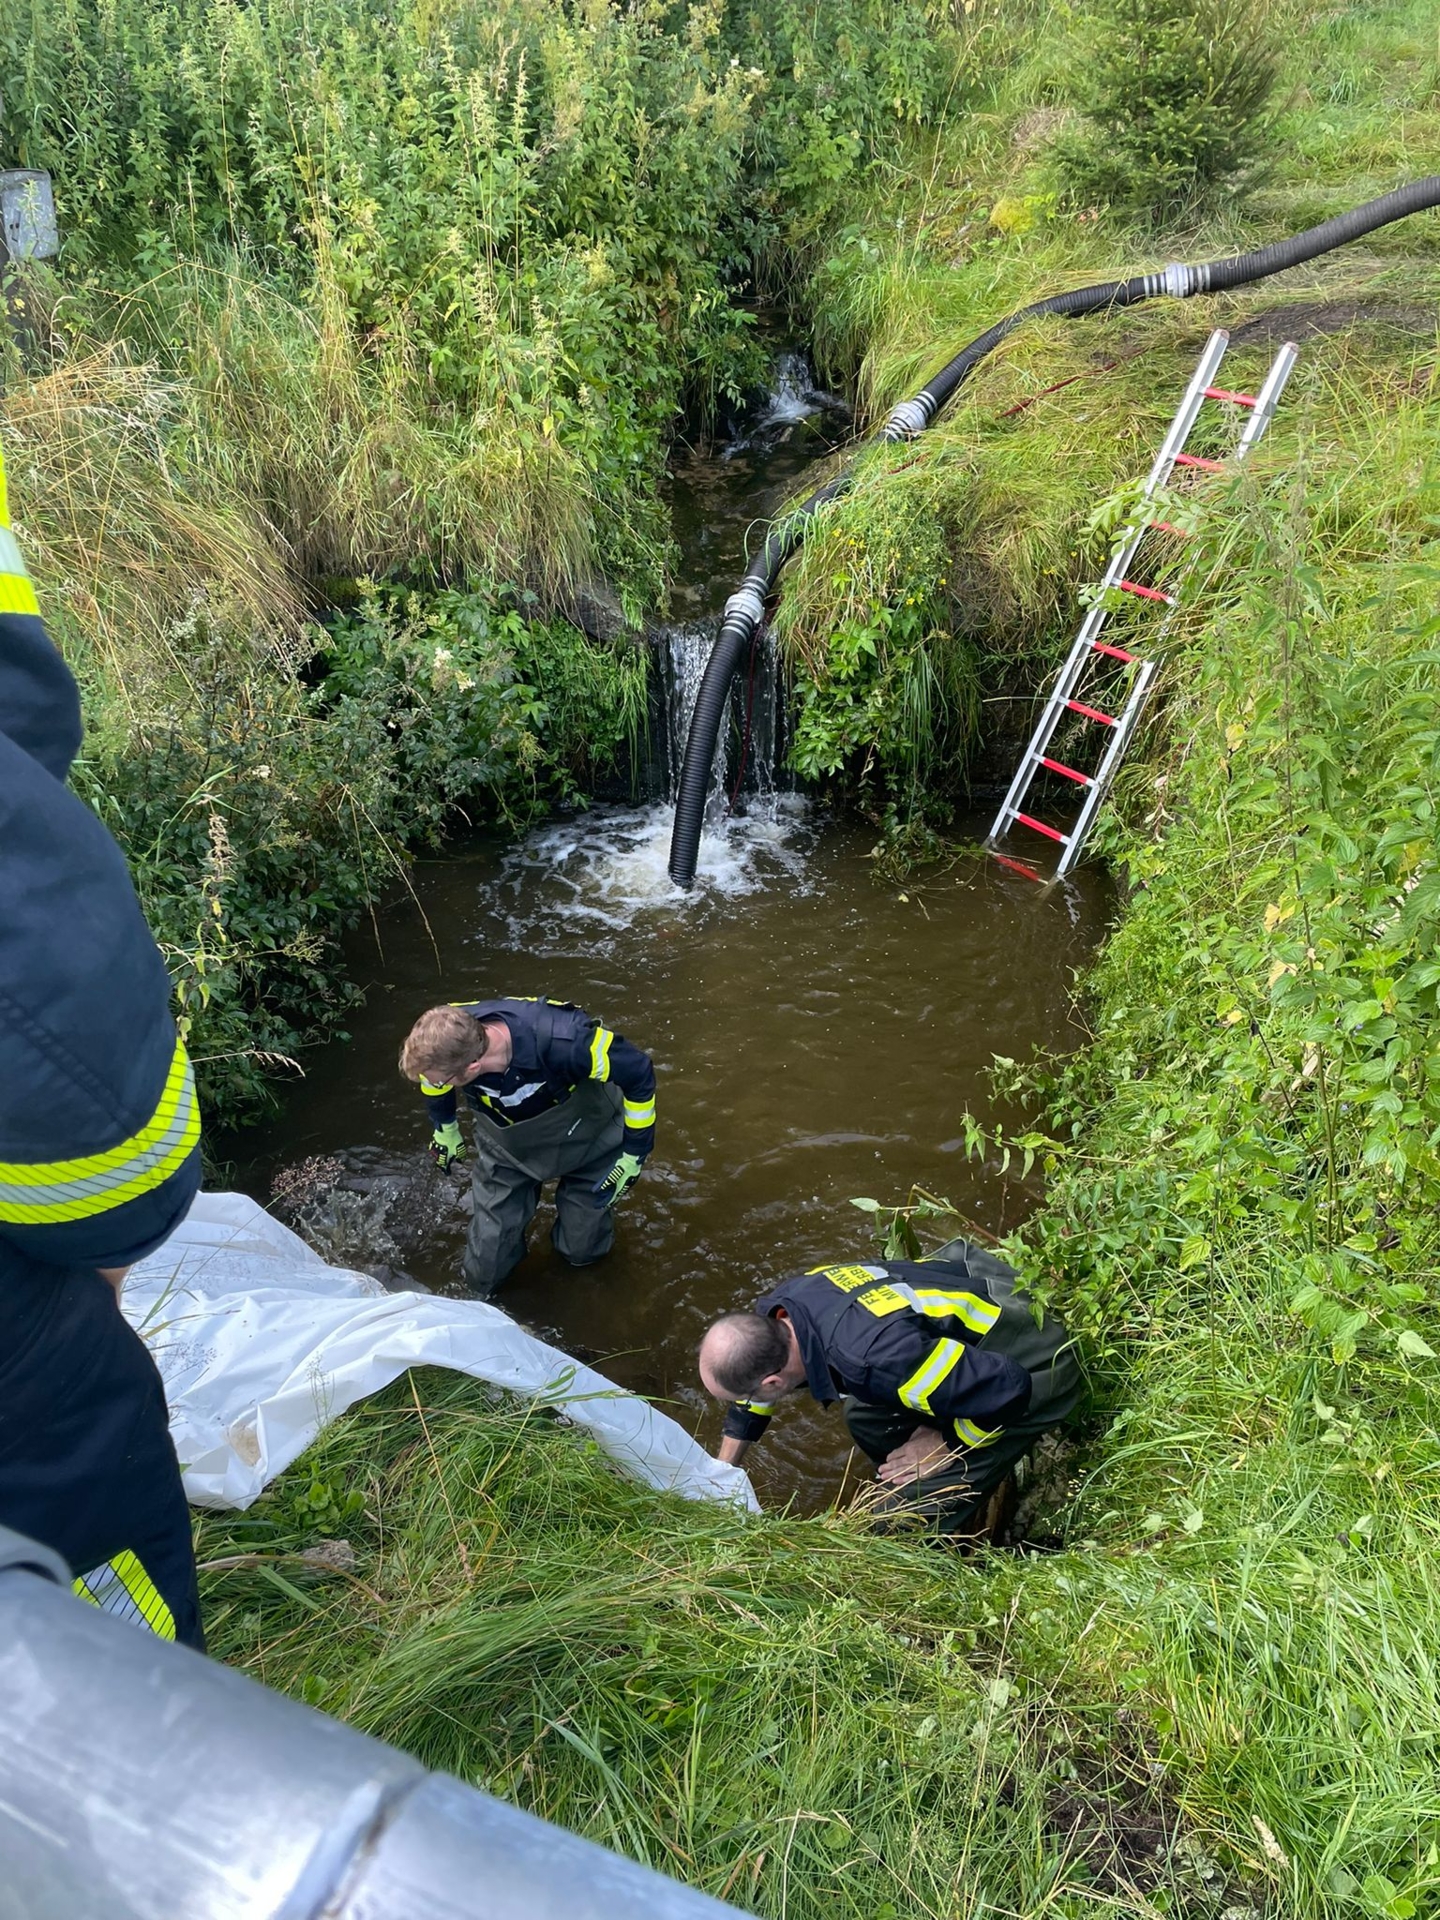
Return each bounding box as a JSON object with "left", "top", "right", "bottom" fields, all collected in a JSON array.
[
  {"left": 197, "top": 1371, "right": 1288, "bottom": 1919},
  {"left": 194, "top": 7, "right": 1440, "bottom": 1915}
]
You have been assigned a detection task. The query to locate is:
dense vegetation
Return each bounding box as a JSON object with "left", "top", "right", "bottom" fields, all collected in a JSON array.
[
  {"left": 10, "top": 0, "right": 1440, "bottom": 1912},
  {"left": 2, "top": 0, "right": 949, "bottom": 1117}
]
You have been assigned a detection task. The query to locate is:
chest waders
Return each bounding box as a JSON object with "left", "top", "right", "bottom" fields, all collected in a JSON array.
[{"left": 462, "top": 1078, "right": 624, "bottom": 1294}]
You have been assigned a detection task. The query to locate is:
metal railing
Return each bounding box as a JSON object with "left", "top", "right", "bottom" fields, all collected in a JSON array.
[{"left": 0, "top": 1523, "right": 743, "bottom": 1920}]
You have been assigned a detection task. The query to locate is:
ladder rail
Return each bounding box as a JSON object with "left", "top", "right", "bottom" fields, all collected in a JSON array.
[
  {"left": 1133, "top": 328, "right": 1232, "bottom": 500},
  {"left": 1233, "top": 340, "right": 1300, "bottom": 460},
  {"left": 985, "top": 332, "right": 1231, "bottom": 846},
  {"left": 1053, "top": 660, "right": 1157, "bottom": 878}
]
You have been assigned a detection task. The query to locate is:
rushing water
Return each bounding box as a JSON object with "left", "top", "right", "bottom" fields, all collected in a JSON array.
[{"left": 233, "top": 351, "right": 1114, "bottom": 1512}]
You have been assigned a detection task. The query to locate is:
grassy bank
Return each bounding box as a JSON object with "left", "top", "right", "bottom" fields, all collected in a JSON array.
[{"left": 192, "top": 4, "right": 1440, "bottom": 1916}]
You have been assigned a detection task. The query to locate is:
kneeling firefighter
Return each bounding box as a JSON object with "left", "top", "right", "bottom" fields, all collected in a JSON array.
[
  {"left": 698, "top": 1240, "right": 1079, "bottom": 1534},
  {"left": 400, "top": 999, "right": 657, "bottom": 1293}
]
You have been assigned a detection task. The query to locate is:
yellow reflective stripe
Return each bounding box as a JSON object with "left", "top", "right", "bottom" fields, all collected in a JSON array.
[
  {"left": 897, "top": 1338, "right": 966, "bottom": 1415},
  {"left": 73, "top": 1551, "right": 176, "bottom": 1640},
  {"left": 811, "top": 1263, "right": 887, "bottom": 1291},
  {"left": 419, "top": 1078, "right": 454, "bottom": 1097},
  {"left": 740, "top": 1400, "right": 775, "bottom": 1415},
  {"left": 897, "top": 1284, "right": 1001, "bottom": 1336},
  {"left": 589, "top": 1027, "right": 614, "bottom": 1081},
  {"left": 954, "top": 1417, "right": 999, "bottom": 1449},
  {"left": 622, "top": 1096, "right": 656, "bottom": 1126},
  {"left": 0, "top": 571, "right": 39, "bottom": 616},
  {"left": 0, "top": 1037, "right": 200, "bottom": 1223}
]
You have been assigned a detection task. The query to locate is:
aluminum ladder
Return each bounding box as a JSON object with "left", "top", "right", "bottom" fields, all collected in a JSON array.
[{"left": 986, "top": 328, "right": 1299, "bottom": 881}]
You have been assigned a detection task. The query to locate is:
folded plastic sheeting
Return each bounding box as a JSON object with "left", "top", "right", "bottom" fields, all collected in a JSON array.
[{"left": 122, "top": 1193, "right": 758, "bottom": 1514}]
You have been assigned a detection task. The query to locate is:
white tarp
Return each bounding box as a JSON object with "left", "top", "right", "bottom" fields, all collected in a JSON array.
[{"left": 122, "top": 1192, "right": 758, "bottom": 1513}]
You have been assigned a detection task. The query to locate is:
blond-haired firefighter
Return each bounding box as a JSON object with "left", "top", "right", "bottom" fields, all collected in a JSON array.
[{"left": 400, "top": 998, "right": 656, "bottom": 1293}]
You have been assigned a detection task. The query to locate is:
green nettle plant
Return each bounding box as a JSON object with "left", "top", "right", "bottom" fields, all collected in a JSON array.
[{"left": 1054, "top": 0, "right": 1283, "bottom": 217}]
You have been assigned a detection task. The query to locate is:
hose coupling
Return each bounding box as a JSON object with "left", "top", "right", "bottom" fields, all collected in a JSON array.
[
  {"left": 722, "top": 584, "right": 767, "bottom": 630},
  {"left": 882, "top": 396, "right": 932, "bottom": 441},
  {"left": 1154, "top": 261, "right": 1204, "bottom": 299}
]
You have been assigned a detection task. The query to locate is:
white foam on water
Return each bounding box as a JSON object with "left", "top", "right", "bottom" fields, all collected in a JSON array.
[
  {"left": 492, "top": 796, "right": 814, "bottom": 946},
  {"left": 723, "top": 351, "right": 848, "bottom": 456}
]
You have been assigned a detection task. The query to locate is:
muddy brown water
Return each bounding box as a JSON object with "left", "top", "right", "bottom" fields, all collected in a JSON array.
[
  {"left": 230, "top": 350, "right": 1114, "bottom": 1512},
  {"left": 233, "top": 813, "right": 1110, "bottom": 1511}
]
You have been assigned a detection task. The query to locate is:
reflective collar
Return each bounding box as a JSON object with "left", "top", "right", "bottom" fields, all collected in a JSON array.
[{"left": 757, "top": 1289, "right": 837, "bottom": 1406}]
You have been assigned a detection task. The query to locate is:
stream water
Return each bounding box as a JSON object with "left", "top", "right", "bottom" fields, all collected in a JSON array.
[{"left": 233, "top": 353, "right": 1114, "bottom": 1512}]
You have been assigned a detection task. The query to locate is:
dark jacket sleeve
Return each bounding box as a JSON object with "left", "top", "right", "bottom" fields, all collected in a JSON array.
[
  {"left": 419, "top": 1079, "right": 458, "bottom": 1129},
  {"left": 563, "top": 1015, "right": 656, "bottom": 1156},
  {"left": 0, "top": 450, "right": 200, "bottom": 1272},
  {"left": 897, "top": 1334, "right": 1032, "bottom": 1448},
  {"left": 875, "top": 1320, "right": 1029, "bottom": 1451},
  {"left": 720, "top": 1398, "right": 775, "bottom": 1446}
]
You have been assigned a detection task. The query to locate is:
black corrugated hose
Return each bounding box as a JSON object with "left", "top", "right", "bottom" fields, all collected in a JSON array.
[{"left": 667, "top": 175, "right": 1440, "bottom": 889}]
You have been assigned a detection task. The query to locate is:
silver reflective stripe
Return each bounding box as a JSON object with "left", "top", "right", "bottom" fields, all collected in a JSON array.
[
  {"left": 483, "top": 1080, "right": 546, "bottom": 1108},
  {"left": 0, "top": 1050, "right": 199, "bottom": 1221},
  {"left": 0, "top": 524, "right": 28, "bottom": 577},
  {"left": 888, "top": 1280, "right": 999, "bottom": 1336}
]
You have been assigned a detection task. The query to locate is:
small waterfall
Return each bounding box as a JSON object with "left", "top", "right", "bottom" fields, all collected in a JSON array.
[
  {"left": 723, "top": 350, "right": 848, "bottom": 458},
  {"left": 756, "top": 350, "right": 819, "bottom": 425},
  {"left": 499, "top": 620, "right": 804, "bottom": 931},
  {"left": 661, "top": 621, "right": 784, "bottom": 814},
  {"left": 490, "top": 347, "right": 827, "bottom": 921}
]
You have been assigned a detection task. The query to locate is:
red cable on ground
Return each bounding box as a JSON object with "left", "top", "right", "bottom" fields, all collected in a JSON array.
[{"left": 996, "top": 341, "right": 1155, "bottom": 418}]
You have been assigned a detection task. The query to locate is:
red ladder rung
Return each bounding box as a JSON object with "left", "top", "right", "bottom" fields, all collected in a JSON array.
[
  {"left": 1118, "top": 579, "right": 1174, "bottom": 605},
  {"left": 1148, "top": 519, "right": 1190, "bottom": 538},
  {"left": 1203, "top": 385, "right": 1258, "bottom": 406},
  {"left": 1067, "top": 698, "right": 1117, "bottom": 726},
  {"left": 991, "top": 851, "right": 1045, "bottom": 882},
  {"left": 1015, "top": 812, "right": 1068, "bottom": 844},
  {"left": 1092, "top": 639, "right": 1136, "bottom": 662},
  {"left": 1174, "top": 453, "right": 1226, "bottom": 472},
  {"left": 1040, "top": 756, "right": 1092, "bottom": 785}
]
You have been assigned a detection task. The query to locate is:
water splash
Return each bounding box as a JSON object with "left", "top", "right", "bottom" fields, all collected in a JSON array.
[
  {"left": 724, "top": 350, "right": 847, "bottom": 457},
  {"left": 493, "top": 623, "right": 804, "bottom": 931},
  {"left": 486, "top": 348, "right": 837, "bottom": 923}
]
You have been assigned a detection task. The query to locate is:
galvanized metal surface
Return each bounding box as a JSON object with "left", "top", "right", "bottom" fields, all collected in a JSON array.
[
  {"left": 0, "top": 1526, "right": 743, "bottom": 1920},
  {"left": 0, "top": 171, "right": 59, "bottom": 261}
]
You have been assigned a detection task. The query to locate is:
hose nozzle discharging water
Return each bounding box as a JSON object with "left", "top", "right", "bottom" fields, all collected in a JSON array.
[{"left": 666, "top": 175, "right": 1440, "bottom": 889}]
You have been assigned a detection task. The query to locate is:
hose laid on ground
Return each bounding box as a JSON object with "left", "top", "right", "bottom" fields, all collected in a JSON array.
[{"left": 667, "top": 175, "right": 1440, "bottom": 889}]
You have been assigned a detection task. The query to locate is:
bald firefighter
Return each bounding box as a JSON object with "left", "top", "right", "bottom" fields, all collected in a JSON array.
[
  {"left": 400, "top": 998, "right": 657, "bottom": 1293},
  {"left": 0, "top": 437, "right": 204, "bottom": 1645},
  {"left": 699, "top": 1239, "right": 1079, "bottom": 1534}
]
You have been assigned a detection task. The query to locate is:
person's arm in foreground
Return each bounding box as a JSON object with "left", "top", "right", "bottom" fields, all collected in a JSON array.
[{"left": 0, "top": 436, "right": 201, "bottom": 1281}]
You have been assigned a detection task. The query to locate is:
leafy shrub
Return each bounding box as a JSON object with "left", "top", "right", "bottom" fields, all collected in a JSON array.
[
  {"left": 1053, "top": 0, "right": 1283, "bottom": 218},
  {"left": 77, "top": 590, "right": 647, "bottom": 1123}
]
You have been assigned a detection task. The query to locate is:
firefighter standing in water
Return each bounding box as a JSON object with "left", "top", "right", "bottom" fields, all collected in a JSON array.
[{"left": 400, "top": 998, "right": 657, "bottom": 1293}]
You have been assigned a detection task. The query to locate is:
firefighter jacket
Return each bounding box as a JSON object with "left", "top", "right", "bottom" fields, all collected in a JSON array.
[
  {"left": 721, "top": 1244, "right": 1072, "bottom": 1453},
  {"left": 0, "top": 440, "right": 201, "bottom": 1276},
  {"left": 420, "top": 997, "right": 656, "bottom": 1157}
]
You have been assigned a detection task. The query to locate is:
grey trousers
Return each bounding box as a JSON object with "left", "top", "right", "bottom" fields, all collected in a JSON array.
[{"left": 462, "top": 1081, "right": 625, "bottom": 1294}]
